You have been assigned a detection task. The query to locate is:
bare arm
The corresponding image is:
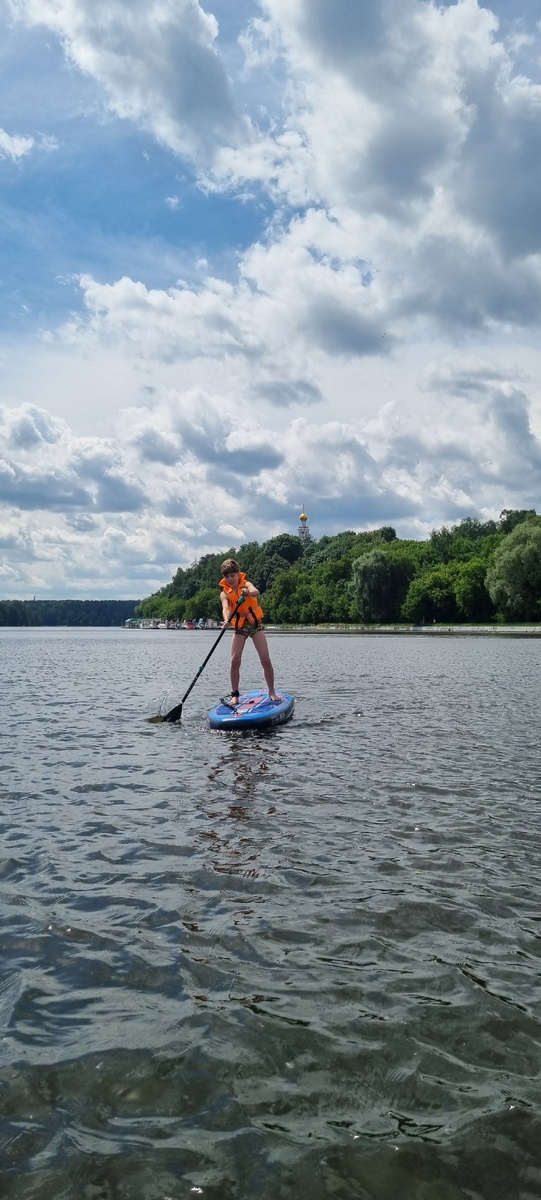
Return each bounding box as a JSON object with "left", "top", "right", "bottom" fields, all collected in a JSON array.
[{"left": 220, "top": 589, "right": 231, "bottom": 623}]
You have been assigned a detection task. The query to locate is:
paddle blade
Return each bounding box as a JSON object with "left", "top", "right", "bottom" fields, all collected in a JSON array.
[{"left": 162, "top": 702, "right": 183, "bottom": 723}]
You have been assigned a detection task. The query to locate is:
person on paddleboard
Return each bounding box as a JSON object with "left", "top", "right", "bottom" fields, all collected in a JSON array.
[{"left": 219, "top": 558, "right": 280, "bottom": 705}]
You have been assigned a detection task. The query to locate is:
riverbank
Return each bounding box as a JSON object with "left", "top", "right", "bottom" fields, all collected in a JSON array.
[{"left": 266, "top": 623, "right": 541, "bottom": 636}]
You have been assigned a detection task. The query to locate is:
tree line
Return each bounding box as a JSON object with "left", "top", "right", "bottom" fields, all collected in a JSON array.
[
  {"left": 136, "top": 509, "right": 541, "bottom": 625},
  {"left": 0, "top": 600, "right": 139, "bottom": 627}
]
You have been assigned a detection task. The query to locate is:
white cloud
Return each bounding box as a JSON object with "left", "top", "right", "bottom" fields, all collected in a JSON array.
[
  {"left": 12, "top": 0, "right": 541, "bottom": 342},
  {"left": 0, "top": 127, "right": 35, "bottom": 160},
  {"left": 131, "top": 424, "right": 181, "bottom": 465},
  {"left": 9, "top": 0, "right": 249, "bottom": 164},
  {"left": 2, "top": 0, "right": 541, "bottom": 596},
  {"left": 212, "top": 0, "right": 541, "bottom": 337},
  {"left": 1, "top": 362, "right": 540, "bottom": 596},
  {"left": 6, "top": 404, "right": 62, "bottom": 448}
]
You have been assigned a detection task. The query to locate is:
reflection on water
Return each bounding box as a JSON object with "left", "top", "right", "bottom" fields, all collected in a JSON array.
[
  {"left": 1, "top": 628, "right": 541, "bottom": 1199},
  {"left": 207, "top": 728, "right": 279, "bottom": 807}
]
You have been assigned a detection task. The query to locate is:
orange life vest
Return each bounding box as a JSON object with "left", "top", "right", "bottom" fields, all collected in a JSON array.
[{"left": 219, "top": 571, "right": 264, "bottom": 630}]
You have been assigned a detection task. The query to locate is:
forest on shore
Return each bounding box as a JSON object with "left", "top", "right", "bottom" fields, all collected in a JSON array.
[
  {"left": 0, "top": 599, "right": 138, "bottom": 627},
  {"left": 136, "top": 509, "right": 541, "bottom": 626}
]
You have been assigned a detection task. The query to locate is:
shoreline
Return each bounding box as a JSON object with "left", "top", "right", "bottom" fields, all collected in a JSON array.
[
  {"left": 265, "top": 623, "right": 541, "bottom": 637},
  {"left": 2, "top": 623, "right": 541, "bottom": 637}
]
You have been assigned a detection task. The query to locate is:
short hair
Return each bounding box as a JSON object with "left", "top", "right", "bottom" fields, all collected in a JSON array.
[{"left": 221, "top": 558, "right": 240, "bottom": 574}]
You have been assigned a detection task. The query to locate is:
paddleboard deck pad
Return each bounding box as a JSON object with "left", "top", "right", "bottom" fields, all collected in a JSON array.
[{"left": 208, "top": 689, "right": 294, "bottom": 731}]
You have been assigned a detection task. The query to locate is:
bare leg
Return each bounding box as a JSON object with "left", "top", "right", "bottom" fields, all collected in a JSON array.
[
  {"left": 252, "top": 631, "right": 279, "bottom": 700},
  {"left": 230, "top": 633, "right": 246, "bottom": 694}
]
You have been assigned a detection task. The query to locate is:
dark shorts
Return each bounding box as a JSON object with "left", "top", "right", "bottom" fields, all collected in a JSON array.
[{"left": 233, "top": 621, "right": 264, "bottom": 639}]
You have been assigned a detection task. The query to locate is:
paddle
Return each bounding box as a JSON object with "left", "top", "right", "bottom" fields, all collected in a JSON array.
[{"left": 152, "top": 593, "right": 247, "bottom": 724}]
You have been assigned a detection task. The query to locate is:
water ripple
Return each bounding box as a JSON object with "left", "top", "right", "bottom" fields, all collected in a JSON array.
[{"left": 1, "top": 629, "right": 541, "bottom": 1197}]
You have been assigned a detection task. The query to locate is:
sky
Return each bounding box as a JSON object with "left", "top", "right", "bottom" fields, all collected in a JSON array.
[{"left": 1, "top": 0, "right": 541, "bottom": 599}]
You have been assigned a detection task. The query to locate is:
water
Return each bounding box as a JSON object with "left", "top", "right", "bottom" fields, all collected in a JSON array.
[{"left": 1, "top": 627, "right": 541, "bottom": 1200}]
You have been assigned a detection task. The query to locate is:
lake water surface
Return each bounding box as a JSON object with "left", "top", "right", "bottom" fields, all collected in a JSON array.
[{"left": 1, "top": 628, "right": 541, "bottom": 1199}]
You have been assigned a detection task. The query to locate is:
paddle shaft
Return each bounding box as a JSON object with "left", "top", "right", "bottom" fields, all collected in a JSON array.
[{"left": 162, "top": 592, "right": 247, "bottom": 722}]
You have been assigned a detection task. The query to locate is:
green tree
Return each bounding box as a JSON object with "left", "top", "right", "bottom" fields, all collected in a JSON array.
[
  {"left": 428, "top": 526, "right": 454, "bottom": 563},
  {"left": 352, "top": 548, "right": 417, "bottom": 622},
  {"left": 262, "top": 533, "right": 304, "bottom": 565},
  {"left": 499, "top": 508, "right": 537, "bottom": 534},
  {"left": 0, "top": 600, "right": 39, "bottom": 626},
  {"left": 428, "top": 518, "right": 501, "bottom": 565},
  {"left": 378, "top": 526, "right": 397, "bottom": 543},
  {"left": 303, "top": 527, "right": 396, "bottom": 570},
  {"left": 184, "top": 587, "right": 222, "bottom": 622},
  {"left": 454, "top": 558, "right": 495, "bottom": 622},
  {"left": 486, "top": 517, "right": 541, "bottom": 620},
  {"left": 17, "top": 600, "right": 138, "bottom": 626},
  {"left": 159, "top": 597, "right": 187, "bottom": 621},
  {"left": 256, "top": 552, "right": 294, "bottom": 591},
  {"left": 264, "top": 557, "right": 357, "bottom": 624},
  {"left": 454, "top": 517, "right": 498, "bottom": 541},
  {"left": 264, "top": 568, "right": 306, "bottom": 623},
  {"left": 401, "top": 564, "right": 461, "bottom": 623},
  {"left": 135, "top": 511, "right": 540, "bottom": 626}
]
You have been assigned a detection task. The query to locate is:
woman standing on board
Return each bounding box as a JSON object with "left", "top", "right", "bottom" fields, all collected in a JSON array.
[{"left": 219, "top": 558, "right": 280, "bottom": 704}]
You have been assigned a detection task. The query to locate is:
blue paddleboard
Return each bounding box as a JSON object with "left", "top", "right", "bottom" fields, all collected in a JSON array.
[{"left": 208, "top": 689, "right": 294, "bottom": 731}]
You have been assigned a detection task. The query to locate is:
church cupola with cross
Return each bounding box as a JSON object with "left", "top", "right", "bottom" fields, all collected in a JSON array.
[{"left": 298, "top": 505, "right": 311, "bottom": 543}]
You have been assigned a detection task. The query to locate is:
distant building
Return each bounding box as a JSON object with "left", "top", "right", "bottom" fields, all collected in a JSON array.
[{"left": 298, "top": 506, "right": 311, "bottom": 543}]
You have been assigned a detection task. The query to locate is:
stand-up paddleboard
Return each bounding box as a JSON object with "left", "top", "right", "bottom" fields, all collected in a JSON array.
[{"left": 208, "top": 689, "right": 294, "bottom": 731}]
